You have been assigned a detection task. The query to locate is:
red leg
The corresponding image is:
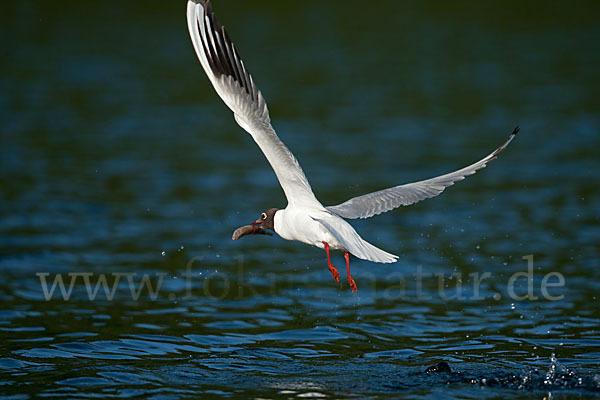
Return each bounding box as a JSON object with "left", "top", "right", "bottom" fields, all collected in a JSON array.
[
  {"left": 345, "top": 252, "right": 357, "bottom": 293},
  {"left": 322, "top": 241, "right": 340, "bottom": 282}
]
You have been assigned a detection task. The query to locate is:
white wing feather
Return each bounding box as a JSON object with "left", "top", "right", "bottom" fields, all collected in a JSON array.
[
  {"left": 187, "top": 0, "right": 322, "bottom": 208},
  {"left": 327, "top": 128, "right": 518, "bottom": 219}
]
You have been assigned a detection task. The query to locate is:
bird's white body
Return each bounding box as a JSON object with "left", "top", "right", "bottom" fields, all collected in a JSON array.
[
  {"left": 274, "top": 206, "right": 399, "bottom": 263},
  {"left": 274, "top": 208, "right": 341, "bottom": 250},
  {"left": 186, "top": 0, "right": 517, "bottom": 270}
]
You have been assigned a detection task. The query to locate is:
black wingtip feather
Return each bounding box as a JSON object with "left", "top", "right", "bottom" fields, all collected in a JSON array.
[
  {"left": 512, "top": 125, "right": 520, "bottom": 135},
  {"left": 190, "top": 0, "right": 209, "bottom": 7},
  {"left": 197, "top": 1, "right": 254, "bottom": 97}
]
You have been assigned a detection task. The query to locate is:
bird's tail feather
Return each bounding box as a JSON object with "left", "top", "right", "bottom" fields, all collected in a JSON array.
[{"left": 313, "top": 216, "right": 398, "bottom": 264}]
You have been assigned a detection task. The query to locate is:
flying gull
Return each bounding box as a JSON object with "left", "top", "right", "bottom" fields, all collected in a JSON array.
[{"left": 186, "top": 0, "right": 518, "bottom": 292}]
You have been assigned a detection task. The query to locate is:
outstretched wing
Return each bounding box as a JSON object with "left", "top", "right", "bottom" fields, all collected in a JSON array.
[
  {"left": 327, "top": 127, "right": 519, "bottom": 219},
  {"left": 187, "top": 0, "right": 322, "bottom": 208}
]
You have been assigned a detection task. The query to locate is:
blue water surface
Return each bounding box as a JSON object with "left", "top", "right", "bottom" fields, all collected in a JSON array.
[{"left": 1, "top": 1, "right": 599, "bottom": 398}]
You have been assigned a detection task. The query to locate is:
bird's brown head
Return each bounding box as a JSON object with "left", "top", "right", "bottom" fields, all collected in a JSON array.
[
  {"left": 231, "top": 208, "right": 279, "bottom": 240},
  {"left": 252, "top": 208, "right": 278, "bottom": 231}
]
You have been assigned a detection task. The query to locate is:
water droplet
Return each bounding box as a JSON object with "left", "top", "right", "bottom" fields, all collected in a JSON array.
[
  {"left": 476, "top": 244, "right": 480, "bottom": 249},
  {"left": 511, "top": 303, "right": 516, "bottom": 310},
  {"left": 161, "top": 251, "right": 166, "bottom": 256}
]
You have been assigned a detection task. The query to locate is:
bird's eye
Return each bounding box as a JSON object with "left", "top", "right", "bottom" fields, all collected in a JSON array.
[{"left": 261, "top": 213, "right": 267, "bottom": 220}]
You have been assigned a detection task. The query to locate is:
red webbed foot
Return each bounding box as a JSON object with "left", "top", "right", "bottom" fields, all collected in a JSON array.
[
  {"left": 345, "top": 252, "right": 357, "bottom": 293},
  {"left": 328, "top": 265, "right": 340, "bottom": 282},
  {"left": 323, "top": 241, "right": 340, "bottom": 283}
]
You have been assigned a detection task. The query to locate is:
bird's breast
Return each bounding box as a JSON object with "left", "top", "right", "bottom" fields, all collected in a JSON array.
[{"left": 274, "top": 209, "right": 344, "bottom": 250}]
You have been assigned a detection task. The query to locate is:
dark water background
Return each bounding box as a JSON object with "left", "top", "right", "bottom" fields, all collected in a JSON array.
[{"left": 1, "top": 1, "right": 599, "bottom": 398}]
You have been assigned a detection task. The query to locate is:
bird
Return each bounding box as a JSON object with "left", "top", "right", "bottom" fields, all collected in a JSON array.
[{"left": 186, "top": 0, "right": 518, "bottom": 292}]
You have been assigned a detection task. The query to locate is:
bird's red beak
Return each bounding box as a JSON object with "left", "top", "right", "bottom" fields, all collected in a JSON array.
[{"left": 250, "top": 220, "right": 262, "bottom": 232}]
